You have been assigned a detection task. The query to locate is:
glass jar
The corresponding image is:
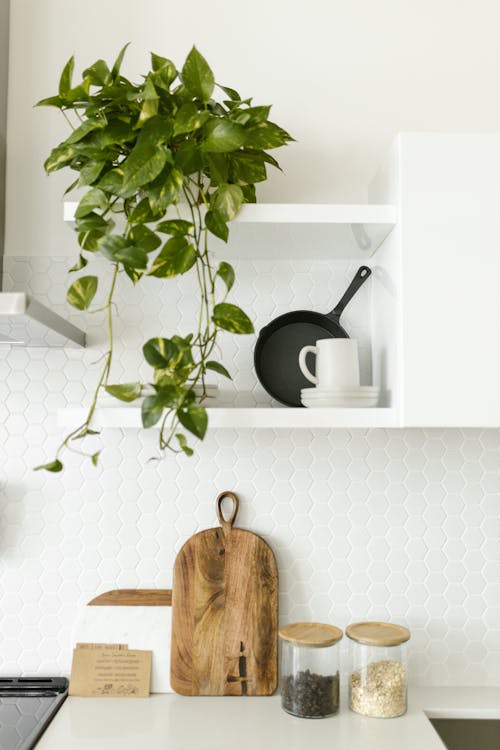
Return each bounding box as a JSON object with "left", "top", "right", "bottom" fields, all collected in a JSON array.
[
  {"left": 346, "top": 621, "right": 410, "bottom": 718},
  {"left": 279, "top": 622, "right": 343, "bottom": 718}
]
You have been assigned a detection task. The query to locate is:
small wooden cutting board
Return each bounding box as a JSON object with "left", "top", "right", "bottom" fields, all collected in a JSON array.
[{"left": 170, "top": 491, "right": 278, "bottom": 696}]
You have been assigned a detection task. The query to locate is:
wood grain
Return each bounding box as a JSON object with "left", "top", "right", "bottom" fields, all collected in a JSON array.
[
  {"left": 88, "top": 589, "right": 172, "bottom": 606},
  {"left": 170, "top": 492, "right": 278, "bottom": 696}
]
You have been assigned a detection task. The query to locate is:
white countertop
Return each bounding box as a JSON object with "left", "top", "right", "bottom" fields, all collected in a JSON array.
[{"left": 37, "top": 687, "right": 500, "bottom": 750}]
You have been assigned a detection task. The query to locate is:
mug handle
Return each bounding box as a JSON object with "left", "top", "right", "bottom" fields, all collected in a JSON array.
[{"left": 299, "top": 346, "right": 318, "bottom": 385}]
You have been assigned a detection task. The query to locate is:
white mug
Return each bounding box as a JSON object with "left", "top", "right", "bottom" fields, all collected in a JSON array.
[{"left": 298, "top": 338, "right": 360, "bottom": 389}]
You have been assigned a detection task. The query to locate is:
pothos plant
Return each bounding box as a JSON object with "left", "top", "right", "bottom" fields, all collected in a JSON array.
[{"left": 34, "top": 45, "right": 292, "bottom": 472}]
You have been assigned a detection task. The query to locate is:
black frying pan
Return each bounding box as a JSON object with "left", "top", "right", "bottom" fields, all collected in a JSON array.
[{"left": 254, "top": 266, "right": 371, "bottom": 407}]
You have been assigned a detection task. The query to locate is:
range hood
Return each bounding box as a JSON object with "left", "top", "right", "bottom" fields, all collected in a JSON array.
[{"left": 0, "top": 292, "right": 86, "bottom": 347}]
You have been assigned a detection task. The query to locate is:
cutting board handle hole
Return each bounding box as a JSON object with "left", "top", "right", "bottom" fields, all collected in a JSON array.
[{"left": 216, "top": 491, "right": 239, "bottom": 530}]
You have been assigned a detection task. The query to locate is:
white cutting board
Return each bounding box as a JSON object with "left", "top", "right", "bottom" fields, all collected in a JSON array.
[{"left": 72, "top": 605, "right": 172, "bottom": 693}]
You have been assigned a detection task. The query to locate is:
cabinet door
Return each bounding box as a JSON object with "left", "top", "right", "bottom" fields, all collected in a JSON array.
[{"left": 399, "top": 133, "right": 500, "bottom": 426}]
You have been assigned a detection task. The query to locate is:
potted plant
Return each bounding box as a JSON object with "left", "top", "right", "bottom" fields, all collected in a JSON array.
[{"left": 34, "top": 45, "right": 292, "bottom": 471}]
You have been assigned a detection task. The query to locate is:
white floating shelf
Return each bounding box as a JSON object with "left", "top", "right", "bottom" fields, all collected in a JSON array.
[
  {"left": 58, "top": 406, "right": 399, "bottom": 430},
  {"left": 64, "top": 202, "right": 397, "bottom": 259}
]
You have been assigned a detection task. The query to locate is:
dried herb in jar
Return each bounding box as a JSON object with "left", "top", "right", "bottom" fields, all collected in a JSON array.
[{"left": 281, "top": 669, "right": 340, "bottom": 718}]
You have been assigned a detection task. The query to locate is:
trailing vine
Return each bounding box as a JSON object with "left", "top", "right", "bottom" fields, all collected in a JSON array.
[{"left": 34, "top": 45, "right": 292, "bottom": 471}]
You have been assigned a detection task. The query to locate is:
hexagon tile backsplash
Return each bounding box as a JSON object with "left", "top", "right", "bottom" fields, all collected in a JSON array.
[{"left": 0, "top": 257, "right": 500, "bottom": 686}]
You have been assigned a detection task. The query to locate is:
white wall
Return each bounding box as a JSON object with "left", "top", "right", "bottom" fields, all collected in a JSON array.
[
  {"left": 2, "top": 253, "right": 500, "bottom": 686},
  {"left": 0, "top": 0, "right": 9, "bottom": 269},
  {"left": 6, "top": 0, "right": 500, "bottom": 255}
]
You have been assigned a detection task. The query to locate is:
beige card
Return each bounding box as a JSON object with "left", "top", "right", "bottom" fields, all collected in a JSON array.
[
  {"left": 75, "top": 643, "right": 128, "bottom": 651},
  {"left": 69, "top": 644, "right": 152, "bottom": 697}
]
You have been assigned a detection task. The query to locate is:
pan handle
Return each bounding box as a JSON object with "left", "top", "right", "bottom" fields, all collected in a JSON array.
[{"left": 329, "top": 266, "right": 371, "bottom": 319}]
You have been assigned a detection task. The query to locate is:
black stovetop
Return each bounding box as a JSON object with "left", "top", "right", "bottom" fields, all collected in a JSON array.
[{"left": 0, "top": 678, "right": 68, "bottom": 750}]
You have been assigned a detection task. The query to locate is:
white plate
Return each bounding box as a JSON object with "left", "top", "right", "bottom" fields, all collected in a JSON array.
[
  {"left": 301, "top": 386, "right": 379, "bottom": 396},
  {"left": 302, "top": 394, "right": 380, "bottom": 401},
  {"left": 302, "top": 396, "right": 379, "bottom": 408}
]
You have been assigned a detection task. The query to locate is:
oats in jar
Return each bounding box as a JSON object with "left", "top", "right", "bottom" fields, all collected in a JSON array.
[{"left": 350, "top": 659, "right": 407, "bottom": 718}]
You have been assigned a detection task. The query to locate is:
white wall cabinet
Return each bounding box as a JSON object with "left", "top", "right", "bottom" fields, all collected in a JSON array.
[
  {"left": 371, "top": 133, "right": 500, "bottom": 427},
  {"left": 61, "top": 133, "right": 500, "bottom": 429}
]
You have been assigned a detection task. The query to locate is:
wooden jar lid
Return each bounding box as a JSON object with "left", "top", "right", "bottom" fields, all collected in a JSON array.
[
  {"left": 279, "top": 622, "right": 343, "bottom": 647},
  {"left": 346, "top": 621, "right": 410, "bottom": 647}
]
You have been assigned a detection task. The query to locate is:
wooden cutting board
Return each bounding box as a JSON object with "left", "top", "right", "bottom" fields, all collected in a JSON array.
[{"left": 170, "top": 491, "right": 278, "bottom": 696}]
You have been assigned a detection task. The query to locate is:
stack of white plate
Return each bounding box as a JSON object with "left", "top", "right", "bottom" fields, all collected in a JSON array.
[{"left": 301, "top": 386, "right": 380, "bottom": 408}]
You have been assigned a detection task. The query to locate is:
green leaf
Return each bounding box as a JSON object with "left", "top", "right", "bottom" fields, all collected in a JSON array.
[
  {"left": 151, "top": 61, "right": 178, "bottom": 91},
  {"left": 66, "top": 275, "right": 98, "bottom": 310},
  {"left": 213, "top": 303, "right": 254, "bottom": 334},
  {"left": 203, "top": 121, "right": 246, "bottom": 153},
  {"left": 124, "top": 266, "right": 143, "bottom": 285},
  {"left": 232, "top": 105, "right": 271, "bottom": 126},
  {"left": 91, "top": 452, "right": 101, "bottom": 467},
  {"left": 138, "top": 76, "right": 159, "bottom": 125},
  {"left": 75, "top": 212, "right": 110, "bottom": 232},
  {"left": 241, "top": 183, "right": 256, "bottom": 203},
  {"left": 36, "top": 95, "right": 65, "bottom": 108},
  {"left": 122, "top": 141, "right": 168, "bottom": 192},
  {"left": 120, "top": 117, "right": 171, "bottom": 192},
  {"left": 206, "top": 361, "right": 232, "bottom": 379},
  {"left": 244, "top": 121, "right": 293, "bottom": 149},
  {"left": 97, "top": 168, "right": 127, "bottom": 196},
  {"left": 83, "top": 59, "right": 111, "bottom": 87},
  {"left": 156, "top": 219, "right": 194, "bottom": 237},
  {"left": 205, "top": 210, "right": 228, "bottom": 242},
  {"left": 205, "top": 153, "right": 229, "bottom": 184},
  {"left": 216, "top": 261, "right": 235, "bottom": 292},
  {"left": 143, "top": 337, "right": 178, "bottom": 368},
  {"left": 65, "top": 78, "right": 91, "bottom": 104},
  {"left": 177, "top": 404, "right": 208, "bottom": 440},
  {"left": 44, "top": 143, "right": 76, "bottom": 173},
  {"left": 98, "top": 236, "right": 148, "bottom": 269},
  {"left": 111, "top": 42, "right": 130, "bottom": 79},
  {"left": 141, "top": 394, "right": 164, "bottom": 428},
  {"left": 75, "top": 188, "right": 108, "bottom": 219},
  {"left": 66, "top": 119, "right": 105, "bottom": 144},
  {"left": 211, "top": 184, "right": 243, "bottom": 221},
  {"left": 64, "top": 178, "right": 79, "bottom": 196},
  {"left": 148, "top": 237, "right": 196, "bottom": 278},
  {"left": 151, "top": 52, "right": 169, "bottom": 72},
  {"left": 96, "top": 120, "right": 135, "bottom": 148},
  {"left": 128, "top": 197, "right": 159, "bottom": 224},
  {"left": 148, "top": 165, "right": 182, "bottom": 213},
  {"left": 174, "top": 142, "right": 204, "bottom": 174},
  {"left": 173, "top": 103, "right": 210, "bottom": 136},
  {"left": 69, "top": 254, "right": 88, "bottom": 272},
  {"left": 229, "top": 150, "right": 267, "bottom": 184},
  {"left": 79, "top": 160, "right": 107, "bottom": 186},
  {"left": 219, "top": 84, "right": 241, "bottom": 101},
  {"left": 34, "top": 459, "right": 63, "bottom": 473},
  {"left": 128, "top": 225, "right": 161, "bottom": 253},
  {"left": 181, "top": 46, "right": 214, "bottom": 103},
  {"left": 176, "top": 433, "right": 193, "bottom": 456},
  {"left": 78, "top": 229, "right": 104, "bottom": 252},
  {"left": 105, "top": 382, "right": 141, "bottom": 402},
  {"left": 151, "top": 53, "right": 177, "bottom": 86},
  {"left": 59, "top": 56, "right": 74, "bottom": 97}
]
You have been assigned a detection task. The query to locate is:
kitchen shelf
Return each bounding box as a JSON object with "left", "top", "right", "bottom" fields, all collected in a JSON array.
[
  {"left": 58, "top": 405, "right": 399, "bottom": 430},
  {"left": 63, "top": 202, "right": 397, "bottom": 259}
]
